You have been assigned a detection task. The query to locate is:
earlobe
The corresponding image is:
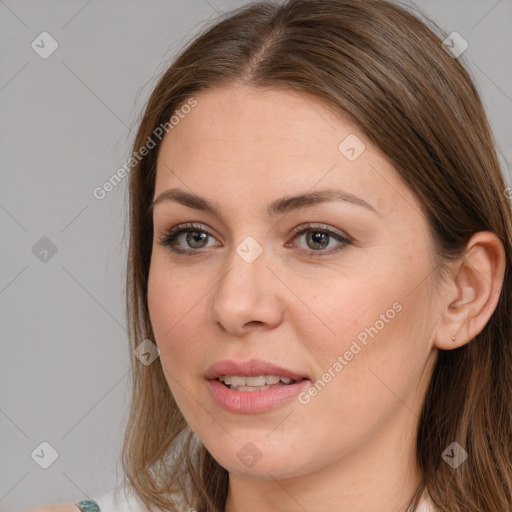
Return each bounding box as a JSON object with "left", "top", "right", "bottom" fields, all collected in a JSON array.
[{"left": 433, "top": 231, "right": 506, "bottom": 351}]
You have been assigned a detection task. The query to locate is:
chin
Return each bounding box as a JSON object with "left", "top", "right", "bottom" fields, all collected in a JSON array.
[{"left": 203, "top": 436, "right": 313, "bottom": 480}]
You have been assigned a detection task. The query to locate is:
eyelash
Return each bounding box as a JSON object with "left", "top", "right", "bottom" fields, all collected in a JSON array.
[{"left": 156, "top": 222, "right": 351, "bottom": 258}]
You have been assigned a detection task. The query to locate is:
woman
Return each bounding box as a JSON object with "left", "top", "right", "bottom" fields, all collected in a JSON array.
[{"left": 30, "top": 0, "right": 512, "bottom": 511}]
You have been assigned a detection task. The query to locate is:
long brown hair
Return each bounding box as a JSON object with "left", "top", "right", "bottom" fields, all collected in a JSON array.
[{"left": 121, "top": 1, "right": 512, "bottom": 510}]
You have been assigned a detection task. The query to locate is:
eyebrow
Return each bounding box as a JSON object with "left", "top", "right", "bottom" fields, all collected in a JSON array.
[{"left": 149, "top": 187, "right": 379, "bottom": 217}]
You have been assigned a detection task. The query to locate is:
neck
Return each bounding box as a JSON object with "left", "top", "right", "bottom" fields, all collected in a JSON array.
[{"left": 224, "top": 407, "right": 423, "bottom": 512}]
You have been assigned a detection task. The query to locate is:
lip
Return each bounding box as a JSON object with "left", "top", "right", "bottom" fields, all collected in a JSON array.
[
  {"left": 205, "top": 359, "right": 309, "bottom": 381},
  {"left": 205, "top": 359, "right": 310, "bottom": 414}
]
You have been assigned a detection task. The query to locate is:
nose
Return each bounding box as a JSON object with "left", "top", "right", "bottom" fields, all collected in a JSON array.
[{"left": 207, "top": 241, "right": 285, "bottom": 337}]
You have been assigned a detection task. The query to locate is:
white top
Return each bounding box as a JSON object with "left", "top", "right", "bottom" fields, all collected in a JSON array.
[
  {"left": 93, "top": 487, "right": 438, "bottom": 511},
  {"left": 416, "top": 488, "right": 437, "bottom": 512}
]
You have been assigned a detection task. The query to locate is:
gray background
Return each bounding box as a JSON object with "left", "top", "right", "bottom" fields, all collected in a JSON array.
[{"left": 1, "top": 0, "right": 510, "bottom": 510}]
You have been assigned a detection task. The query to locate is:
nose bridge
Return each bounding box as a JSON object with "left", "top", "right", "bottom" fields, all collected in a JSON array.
[{"left": 208, "top": 235, "right": 283, "bottom": 333}]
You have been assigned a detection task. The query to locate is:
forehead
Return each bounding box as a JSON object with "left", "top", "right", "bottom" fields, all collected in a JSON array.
[
  {"left": 163, "top": 85, "right": 348, "bottom": 157},
  {"left": 153, "top": 85, "right": 416, "bottom": 222}
]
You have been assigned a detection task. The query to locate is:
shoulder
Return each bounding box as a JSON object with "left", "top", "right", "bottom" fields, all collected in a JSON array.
[
  {"left": 22, "top": 504, "right": 78, "bottom": 512},
  {"left": 23, "top": 499, "right": 102, "bottom": 512}
]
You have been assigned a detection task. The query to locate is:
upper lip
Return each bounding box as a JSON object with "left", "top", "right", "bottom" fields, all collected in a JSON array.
[{"left": 205, "top": 359, "right": 309, "bottom": 381}]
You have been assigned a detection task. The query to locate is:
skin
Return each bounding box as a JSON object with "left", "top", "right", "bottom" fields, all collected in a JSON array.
[{"left": 145, "top": 84, "right": 505, "bottom": 512}]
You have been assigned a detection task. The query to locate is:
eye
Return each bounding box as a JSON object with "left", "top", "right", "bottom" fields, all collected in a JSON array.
[
  {"left": 156, "top": 222, "right": 219, "bottom": 254},
  {"left": 286, "top": 223, "right": 351, "bottom": 256},
  {"left": 156, "top": 222, "right": 351, "bottom": 256}
]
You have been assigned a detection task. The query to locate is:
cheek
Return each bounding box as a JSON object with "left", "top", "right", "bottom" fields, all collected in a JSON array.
[
  {"left": 310, "top": 275, "right": 431, "bottom": 423},
  {"left": 299, "top": 253, "right": 428, "bottom": 386},
  {"left": 299, "top": 272, "right": 398, "bottom": 350},
  {"left": 147, "top": 259, "right": 197, "bottom": 366},
  {"left": 147, "top": 262, "right": 205, "bottom": 421}
]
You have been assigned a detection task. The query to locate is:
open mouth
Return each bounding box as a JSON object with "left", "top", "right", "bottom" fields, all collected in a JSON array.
[{"left": 216, "top": 374, "right": 305, "bottom": 392}]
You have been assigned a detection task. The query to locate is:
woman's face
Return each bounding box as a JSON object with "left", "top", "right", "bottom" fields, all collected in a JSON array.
[{"left": 148, "top": 85, "right": 440, "bottom": 479}]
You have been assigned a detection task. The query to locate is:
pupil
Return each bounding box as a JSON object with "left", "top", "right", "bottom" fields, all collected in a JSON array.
[
  {"left": 187, "top": 231, "right": 208, "bottom": 248},
  {"left": 307, "top": 231, "right": 328, "bottom": 250}
]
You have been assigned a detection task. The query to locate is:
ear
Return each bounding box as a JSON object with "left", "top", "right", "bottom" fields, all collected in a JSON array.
[{"left": 434, "top": 231, "right": 506, "bottom": 350}]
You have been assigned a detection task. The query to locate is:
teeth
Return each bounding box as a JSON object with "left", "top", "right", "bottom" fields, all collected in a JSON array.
[
  {"left": 218, "top": 374, "right": 296, "bottom": 388},
  {"left": 230, "top": 384, "right": 275, "bottom": 392}
]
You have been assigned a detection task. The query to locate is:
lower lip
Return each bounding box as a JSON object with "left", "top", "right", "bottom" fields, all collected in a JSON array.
[{"left": 207, "top": 378, "right": 310, "bottom": 414}]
